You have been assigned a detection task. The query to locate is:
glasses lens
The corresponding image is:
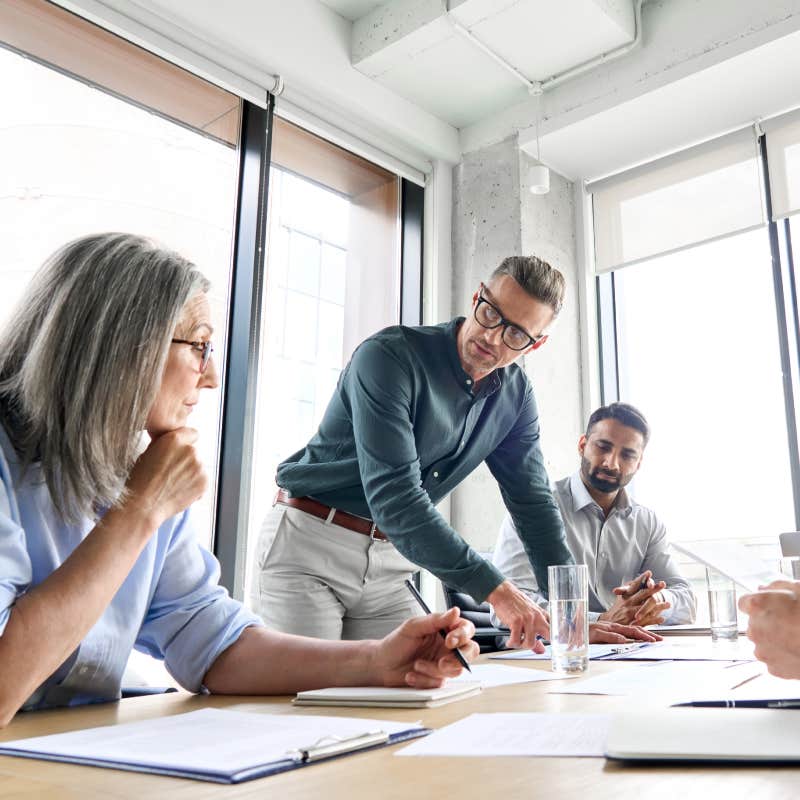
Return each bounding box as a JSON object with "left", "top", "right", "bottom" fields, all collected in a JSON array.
[
  {"left": 200, "top": 342, "right": 213, "bottom": 372},
  {"left": 503, "top": 326, "right": 531, "bottom": 351},
  {"left": 475, "top": 299, "right": 501, "bottom": 328}
]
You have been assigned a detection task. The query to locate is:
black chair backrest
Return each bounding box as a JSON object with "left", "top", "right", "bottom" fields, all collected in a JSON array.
[{"left": 441, "top": 582, "right": 509, "bottom": 653}]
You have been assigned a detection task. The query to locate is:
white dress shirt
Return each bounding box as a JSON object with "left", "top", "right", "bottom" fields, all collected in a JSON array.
[{"left": 492, "top": 472, "right": 696, "bottom": 624}]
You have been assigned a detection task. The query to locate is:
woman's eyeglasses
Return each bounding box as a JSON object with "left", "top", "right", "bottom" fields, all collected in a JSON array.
[{"left": 171, "top": 339, "right": 214, "bottom": 373}]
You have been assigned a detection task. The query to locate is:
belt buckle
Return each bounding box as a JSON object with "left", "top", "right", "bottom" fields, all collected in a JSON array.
[{"left": 369, "top": 522, "right": 379, "bottom": 540}]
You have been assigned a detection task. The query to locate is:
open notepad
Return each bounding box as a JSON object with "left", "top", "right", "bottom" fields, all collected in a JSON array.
[
  {"left": 294, "top": 682, "right": 481, "bottom": 708},
  {"left": 0, "top": 708, "right": 429, "bottom": 784}
]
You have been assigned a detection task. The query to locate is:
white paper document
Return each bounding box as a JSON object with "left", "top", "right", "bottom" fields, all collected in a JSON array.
[
  {"left": 671, "top": 540, "right": 783, "bottom": 592},
  {"left": 447, "top": 663, "right": 579, "bottom": 688},
  {"left": 606, "top": 637, "right": 755, "bottom": 661},
  {"left": 673, "top": 664, "right": 800, "bottom": 706},
  {"left": 397, "top": 713, "right": 611, "bottom": 758},
  {"left": 490, "top": 643, "right": 640, "bottom": 662},
  {"left": 548, "top": 660, "right": 763, "bottom": 700}
]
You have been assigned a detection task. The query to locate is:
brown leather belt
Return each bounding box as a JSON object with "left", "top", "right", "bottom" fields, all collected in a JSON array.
[{"left": 275, "top": 489, "right": 388, "bottom": 541}]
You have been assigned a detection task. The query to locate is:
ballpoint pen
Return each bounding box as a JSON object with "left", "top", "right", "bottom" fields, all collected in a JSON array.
[
  {"left": 673, "top": 699, "right": 800, "bottom": 709},
  {"left": 404, "top": 579, "right": 472, "bottom": 673}
]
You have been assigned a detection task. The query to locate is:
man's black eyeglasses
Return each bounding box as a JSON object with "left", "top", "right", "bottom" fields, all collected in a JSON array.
[
  {"left": 171, "top": 339, "right": 214, "bottom": 373},
  {"left": 473, "top": 284, "right": 545, "bottom": 351}
]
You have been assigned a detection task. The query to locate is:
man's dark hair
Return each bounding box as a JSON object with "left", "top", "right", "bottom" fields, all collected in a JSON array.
[{"left": 586, "top": 402, "right": 650, "bottom": 445}]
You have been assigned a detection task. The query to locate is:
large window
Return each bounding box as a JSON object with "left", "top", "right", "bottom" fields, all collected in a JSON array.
[
  {"left": 592, "top": 118, "right": 800, "bottom": 617},
  {"left": 613, "top": 229, "right": 795, "bottom": 541},
  {"left": 243, "top": 118, "right": 402, "bottom": 601},
  {"left": 0, "top": 4, "right": 241, "bottom": 549}
]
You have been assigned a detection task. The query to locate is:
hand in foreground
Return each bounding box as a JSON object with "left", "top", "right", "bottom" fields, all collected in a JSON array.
[
  {"left": 600, "top": 570, "right": 670, "bottom": 626},
  {"left": 589, "top": 620, "right": 663, "bottom": 644},
  {"left": 739, "top": 580, "right": 800, "bottom": 679},
  {"left": 488, "top": 580, "right": 549, "bottom": 652},
  {"left": 372, "top": 608, "right": 478, "bottom": 688}
]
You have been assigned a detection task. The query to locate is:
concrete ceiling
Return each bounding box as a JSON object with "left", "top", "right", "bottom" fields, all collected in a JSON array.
[
  {"left": 345, "top": 0, "right": 637, "bottom": 128},
  {"left": 56, "top": 0, "right": 800, "bottom": 181},
  {"left": 319, "top": 0, "right": 383, "bottom": 21}
]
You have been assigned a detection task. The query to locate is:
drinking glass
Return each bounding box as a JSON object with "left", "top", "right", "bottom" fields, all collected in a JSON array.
[
  {"left": 705, "top": 568, "right": 738, "bottom": 641},
  {"left": 548, "top": 564, "right": 589, "bottom": 673}
]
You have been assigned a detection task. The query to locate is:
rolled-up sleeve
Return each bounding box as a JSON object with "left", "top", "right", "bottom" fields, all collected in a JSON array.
[
  {"left": 344, "top": 340, "right": 504, "bottom": 602},
  {"left": 0, "top": 459, "right": 32, "bottom": 637},
  {"left": 135, "top": 511, "right": 263, "bottom": 692}
]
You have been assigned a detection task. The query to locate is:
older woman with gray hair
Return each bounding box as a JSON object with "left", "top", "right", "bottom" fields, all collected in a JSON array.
[{"left": 0, "top": 232, "right": 476, "bottom": 726}]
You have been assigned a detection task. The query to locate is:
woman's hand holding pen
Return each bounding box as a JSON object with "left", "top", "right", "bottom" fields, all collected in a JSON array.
[{"left": 371, "top": 608, "right": 478, "bottom": 689}]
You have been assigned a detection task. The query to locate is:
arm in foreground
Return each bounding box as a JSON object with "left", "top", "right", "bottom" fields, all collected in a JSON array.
[
  {"left": 0, "top": 429, "right": 204, "bottom": 727},
  {"left": 202, "top": 608, "right": 478, "bottom": 694}
]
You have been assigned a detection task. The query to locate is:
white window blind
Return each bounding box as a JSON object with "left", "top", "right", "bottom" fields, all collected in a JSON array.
[
  {"left": 763, "top": 108, "right": 800, "bottom": 221},
  {"left": 587, "top": 127, "right": 765, "bottom": 273}
]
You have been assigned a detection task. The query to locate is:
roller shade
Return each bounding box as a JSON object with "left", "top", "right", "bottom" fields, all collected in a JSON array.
[
  {"left": 763, "top": 108, "right": 800, "bottom": 221},
  {"left": 588, "top": 127, "right": 765, "bottom": 273}
]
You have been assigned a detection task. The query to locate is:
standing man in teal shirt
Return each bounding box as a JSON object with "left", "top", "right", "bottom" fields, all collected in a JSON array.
[{"left": 251, "top": 256, "right": 655, "bottom": 650}]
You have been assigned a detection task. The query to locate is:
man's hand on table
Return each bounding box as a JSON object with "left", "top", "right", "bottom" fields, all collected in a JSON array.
[
  {"left": 589, "top": 620, "right": 662, "bottom": 643},
  {"left": 487, "top": 580, "right": 549, "bottom": 652}
]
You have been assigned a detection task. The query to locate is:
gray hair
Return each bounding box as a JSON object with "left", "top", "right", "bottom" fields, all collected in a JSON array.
[
  {"left": 0, "top": 233, "right": 210, "bottom": 523},
  {"left": 491, "top": 255, "right": 565, "bottom": 315}
]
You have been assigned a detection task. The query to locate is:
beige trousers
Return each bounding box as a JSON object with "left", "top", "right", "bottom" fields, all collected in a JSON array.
[{"left": 248, "top": 505, "right": 422, "bottom": 640}]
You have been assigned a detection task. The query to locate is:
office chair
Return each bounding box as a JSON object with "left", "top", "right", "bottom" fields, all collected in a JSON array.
[
  {"left": 440, "top": 583, "right": 509, "bottom": 653},
  {"left": 779, "top": 532, "right": 800, "bottom": 557}
]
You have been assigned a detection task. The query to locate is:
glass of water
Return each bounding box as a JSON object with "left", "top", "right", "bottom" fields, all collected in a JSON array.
[
  {"left": 548, "top": 564, "right": 589, "bottom": 673},
  {"left": 705, "top": 568, "right": 738, "bottom": 641}
]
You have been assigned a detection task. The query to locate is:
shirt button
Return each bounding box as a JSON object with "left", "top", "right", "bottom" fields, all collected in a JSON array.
[
  {"left": 466, "top": 379, "right": 472, "bottom": 385},
  {"left": 79, "top": 666, "right": 89, "bottom": 675},
  {"left": 433, "top": 471, "right": 439, "bottom": 478},
  {"left": 600, "top": 552, "right": 607, "bottom": 559}
]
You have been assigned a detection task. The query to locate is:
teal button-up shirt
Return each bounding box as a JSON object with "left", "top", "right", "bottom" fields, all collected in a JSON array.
[{"left": 276, "top": 318, "right": 572, "bottom": 603}]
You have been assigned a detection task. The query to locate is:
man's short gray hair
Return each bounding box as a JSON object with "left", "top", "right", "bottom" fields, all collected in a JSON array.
[
  {"left": 0, "top": 233, "right": 210, "bottom": 523},
  {"left": 491, "top": 255, "right": 565, "bottom": 315}
]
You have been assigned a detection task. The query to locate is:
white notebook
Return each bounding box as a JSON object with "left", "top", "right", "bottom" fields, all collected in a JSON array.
[
  {"left": 606, "top": 709, "right": 800, "bottom": 762},
  {"left": 293, "top": 683, "right": 482, "bottom": 708}
]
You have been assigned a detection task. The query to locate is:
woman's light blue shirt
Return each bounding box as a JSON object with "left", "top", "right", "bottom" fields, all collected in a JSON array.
[{"left": 0, "top": 425, "right": 262, "bottom": 710}]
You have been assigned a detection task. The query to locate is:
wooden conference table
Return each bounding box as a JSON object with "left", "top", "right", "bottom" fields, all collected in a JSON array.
[{"left": 0, "top": 641, "right": 797, "bottom": 800}]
